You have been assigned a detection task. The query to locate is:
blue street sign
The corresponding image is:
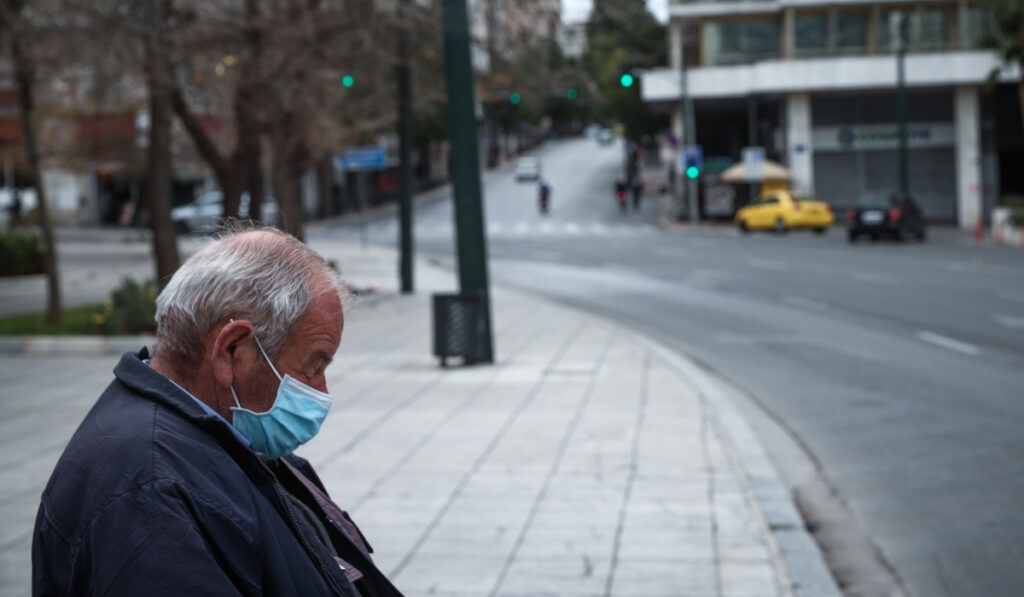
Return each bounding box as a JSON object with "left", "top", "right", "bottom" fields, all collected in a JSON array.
[
  {"left": 681, "top": 145, "right": 703, "bottom": 178},
  {"left": 333, "top": 146, "right": 387, "bottom": 171}
]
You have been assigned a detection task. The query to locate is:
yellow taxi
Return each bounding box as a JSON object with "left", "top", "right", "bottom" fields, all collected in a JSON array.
[{"left": 734, "top": 190, "right": 834, "bottom": 234}]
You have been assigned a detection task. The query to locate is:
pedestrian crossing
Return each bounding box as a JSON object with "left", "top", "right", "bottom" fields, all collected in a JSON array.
[{"left": 364, "top": 220, "right": 660, "bottom": 239}]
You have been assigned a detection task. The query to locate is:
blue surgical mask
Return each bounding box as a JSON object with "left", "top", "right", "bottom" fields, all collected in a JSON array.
[{"left": 230, "top": 334, "right": 333, "bottom": 460}]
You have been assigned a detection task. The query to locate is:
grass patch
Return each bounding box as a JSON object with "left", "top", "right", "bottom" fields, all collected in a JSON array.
[{"left": 0, "top": 304, "right": 104, "bottom": 335}]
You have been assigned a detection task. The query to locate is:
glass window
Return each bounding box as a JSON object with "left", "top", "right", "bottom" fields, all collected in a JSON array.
[
  {"left": 746, "top": 20, "right": 781, "bottom": 55},
  {"left": 916, "top": 8, "right": 950, "bottom": 49},
  {"left": 876, "top": 9, "right": 902, "bottom": 51},
  {"left": 836, "top": 12, "right": 867, "bottom": 53},
  {"left": 795, "top": 14, "right": 827, "bottom": 53},
  {"left": 877, "top": 7, "right": 951, "bottom": 52},
  {"left": 702, "top": 18, "right": 780, "bottom": 65},
  {"left": 964, "top": 8, "right": 992, "bottom": 48}
]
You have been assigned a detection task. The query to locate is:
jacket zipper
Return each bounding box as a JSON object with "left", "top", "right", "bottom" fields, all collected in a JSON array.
[{"left": 262, "top": 457, "right": 350, "bottom": 596}]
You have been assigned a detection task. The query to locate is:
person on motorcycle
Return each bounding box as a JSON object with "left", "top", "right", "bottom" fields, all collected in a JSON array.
[
  {"left": 614, "top": 179, "right": 627, "bottom": 211},
  {"left": 630, "top": 176, "right": 643, "bottom": 210},
  {"left": 538, "top": 180, "right": 551, "bottom": 214}
]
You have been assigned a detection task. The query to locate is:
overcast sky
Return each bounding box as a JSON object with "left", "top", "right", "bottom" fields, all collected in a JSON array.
[{"left": 561, "top": 0, "right": 668, "bottom": 25}]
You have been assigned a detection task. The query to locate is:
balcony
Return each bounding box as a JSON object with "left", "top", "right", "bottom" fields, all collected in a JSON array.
[{"left": 641, "top": 50, "right": 1018, "bottom": 101}]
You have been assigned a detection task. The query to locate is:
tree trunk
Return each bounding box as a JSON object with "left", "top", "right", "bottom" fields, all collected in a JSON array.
[
  {"left": 170, "top": 87, "right": 244, "bottom": 223},
  {"left": 145, "top": 37, "right": 180, "bottom": 281},
  {"left": 236, "top": 82, "right": 265, "bottom": 224},
  {"left": 11, "top": 30, "right": 61, "bottom": 325},
  {"left": 269, "top": 108, "right": 307, "bottom": 241},
  {"left": 1018, "top": 59, "right": 1024, "bottom": 141},
  {"left": 272, "top": 148, "right": 306, "bottom": 241}
]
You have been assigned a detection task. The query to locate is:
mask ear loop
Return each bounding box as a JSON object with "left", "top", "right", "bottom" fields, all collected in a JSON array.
[{"left": 230, "top": 318, "right": 284, "bottom": 382}]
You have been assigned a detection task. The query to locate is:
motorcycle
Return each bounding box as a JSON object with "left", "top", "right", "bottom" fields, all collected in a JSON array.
[{"left": 615, "top": 180, "right": 627, "bottom": 212}]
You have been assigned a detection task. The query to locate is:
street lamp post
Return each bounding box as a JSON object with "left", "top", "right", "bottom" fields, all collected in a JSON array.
[
  {"left": 892, "top": 11, "right": 909, "bottom": 196},
  {"left": 679, "top": 33, "right": 699, "bottom": 226}
]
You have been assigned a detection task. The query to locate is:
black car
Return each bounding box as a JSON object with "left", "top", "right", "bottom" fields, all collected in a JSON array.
[{"left": 846, "top": 192, "right": 927, "bottom": 243}]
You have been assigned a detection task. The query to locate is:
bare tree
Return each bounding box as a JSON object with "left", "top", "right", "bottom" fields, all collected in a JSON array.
[
  {"left": 142, "top": 2, "right": 180, "bottom": 281},
  {"left": 1, "top": 0, "right": 62, "bottom": 324}
]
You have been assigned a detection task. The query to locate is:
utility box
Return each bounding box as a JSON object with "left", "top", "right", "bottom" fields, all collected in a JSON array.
[{"left": 432, "top": 293, "right": 486, "bottom": 367}]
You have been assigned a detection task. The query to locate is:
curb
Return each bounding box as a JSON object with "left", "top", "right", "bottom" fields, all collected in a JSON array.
[
  {"left": 1, "top": 258, "right": 842, "bottom": 596},
  {"left": 582, "top": 318, "right": 842, "bottom": 597},
  {"left": 0, "top": 334, "right": 154, "bottom": 356}
]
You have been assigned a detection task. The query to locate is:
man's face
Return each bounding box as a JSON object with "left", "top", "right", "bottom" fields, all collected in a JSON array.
[{"left": 241, "top": 290, "right": 345, "bottom": 413}]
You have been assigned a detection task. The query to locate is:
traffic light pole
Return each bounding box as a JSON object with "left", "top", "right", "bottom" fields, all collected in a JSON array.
[
  {"left": 441, "top": 0, "right": 494, "bottom": 363},
  {"left": 894, "top": 12, "right": 909, "bottom": 197},
  {"left": 397, "top": 14, "right": 414, "bottom": 294},
  {"left": 680, "top": 39, "right": 699, "bottom": 227}
]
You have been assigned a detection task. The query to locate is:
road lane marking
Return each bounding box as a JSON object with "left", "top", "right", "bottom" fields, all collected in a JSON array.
[
  {"left": 994, "top": 315, "right": 1024, "bottom": 329},
  {"left": 565, "top": 223, "right": 581, "bottom": 235},
  {"left": 514, "top": 222, "right": 529, "bottom": 234},
  {"left": 996, "top": 291, "right": 1024, "bottom": 304},
  {"left": 747, "top": 258, "right": 788, "bottom": 272},
  {"left": 916, "top": 331, "right": 980, "bottom": 356},
  {"left": 853, "top": 272, "right": 896, "bottom": 285},
  {"left": 781, "top": 295, "right": 829, "bottom": 312}
]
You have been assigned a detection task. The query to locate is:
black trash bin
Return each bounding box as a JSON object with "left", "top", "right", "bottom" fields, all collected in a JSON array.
[{"left": 432, "top": 292, "right": 487, "bottom": 367}]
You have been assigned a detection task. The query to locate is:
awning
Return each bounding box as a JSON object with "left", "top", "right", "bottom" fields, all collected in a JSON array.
[{"left": 720, "top": 160, "right": 791, "bottom": 182}]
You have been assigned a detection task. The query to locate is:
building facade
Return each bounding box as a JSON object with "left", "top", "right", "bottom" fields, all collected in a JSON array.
[{"left": 641, "top": 0, "right": 1023, "bottom": 227}]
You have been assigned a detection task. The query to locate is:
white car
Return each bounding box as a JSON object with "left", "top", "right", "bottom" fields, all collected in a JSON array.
[
  {"left": 515, "top": 157, "right": 541, "bottom": 181},
  {"left": 172, "top": 190, "right": 278, "bottom": 234}
]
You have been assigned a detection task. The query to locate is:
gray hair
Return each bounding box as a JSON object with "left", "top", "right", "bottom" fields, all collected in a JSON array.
[{"left": 153, "top": 227, "right": 349, "bottom": 363}]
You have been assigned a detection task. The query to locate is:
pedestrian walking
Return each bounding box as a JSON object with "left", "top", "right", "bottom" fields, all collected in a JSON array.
[
  {"left": 32, "top": 227, "right": 404, "bottom": 596},
  {"left": 630, "top": 176, "right": 643, "bottom": 210}
]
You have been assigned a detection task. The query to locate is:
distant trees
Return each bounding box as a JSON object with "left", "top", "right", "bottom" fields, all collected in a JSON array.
[
  {"left": 584, "top": 0, "right": 665, "bottom": 139},
  {"left": 3, "top": 0, "right": 63, "bottom": 323}
]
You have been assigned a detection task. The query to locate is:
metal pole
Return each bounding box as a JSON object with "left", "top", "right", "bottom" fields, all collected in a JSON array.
[
  {"left": 680, "top": 32, "right": 698, "bottom": 226},
  {"left": 894, "top": 11, "right": 909, "bottom": 196},
  {"left": 442, "top": 0, "right": 493, "bottom": 363},
  {"left": 397, "top": 18, "right": 414, "bottom": 294}
]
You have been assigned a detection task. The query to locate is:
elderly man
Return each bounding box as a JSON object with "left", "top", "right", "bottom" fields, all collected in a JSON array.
[{"left": 32, "top": 228, "right": 403, "bottom": 596}]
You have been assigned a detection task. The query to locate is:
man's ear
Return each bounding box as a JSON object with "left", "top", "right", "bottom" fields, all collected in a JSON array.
[{"left": 211, "top": 319, "right": 254, "bottom": 389}]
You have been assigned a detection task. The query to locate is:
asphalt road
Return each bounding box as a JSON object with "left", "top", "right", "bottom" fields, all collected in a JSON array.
[{"left": 319, "top": 136, "right": 1024, "bottom": 596}]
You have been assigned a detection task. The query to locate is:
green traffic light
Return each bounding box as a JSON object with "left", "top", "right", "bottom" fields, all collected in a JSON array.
[
  {"left": 686, "top": 166, "right": 699, "bottom": 179},
  {"left": 620, "top": 73, "right": 634, "bottom": 88},
  {"left": 342, "top": 75, "right": 354, "bottom": 88},
  {"left": 567, "top": 88, "right": 578, "bottom": 100},
  {"left": 509, "top": 92, "right": 521, "bottom": 105}
]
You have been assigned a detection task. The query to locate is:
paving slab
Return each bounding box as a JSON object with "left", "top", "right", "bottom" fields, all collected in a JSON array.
[{"left": 0, "top": 239, "right": 840, "bottom": 596}]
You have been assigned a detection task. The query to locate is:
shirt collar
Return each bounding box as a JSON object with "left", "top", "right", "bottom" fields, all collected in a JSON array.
[{"left": 144, "top": 360, "right": 251, "bottom": 447}]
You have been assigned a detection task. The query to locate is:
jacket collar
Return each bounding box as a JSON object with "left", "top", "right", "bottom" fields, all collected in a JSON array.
[{"left": 113, "top": 349, "right": 244, "bottom": 448}]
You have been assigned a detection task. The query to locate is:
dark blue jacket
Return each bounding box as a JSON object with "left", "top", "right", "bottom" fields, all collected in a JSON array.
[{"left": 32, "top": 350, "right": 402, "bottom": 596}]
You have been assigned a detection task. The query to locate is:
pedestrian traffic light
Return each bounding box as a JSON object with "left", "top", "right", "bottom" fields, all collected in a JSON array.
[
  {"left": 619, "top": 73, "right": 634, "bottom": 88},
  {"left": 342, "top": 74, "right": 354, "bottom": 88},
  {"left": 682, "top": 145, "right": 703, "bottom": 179},
  {"left": 509, "top": 92, "right": 521, "bottom": 105},
  {"left": 566, "top": 88, "right": 578, "bottom": 100}
]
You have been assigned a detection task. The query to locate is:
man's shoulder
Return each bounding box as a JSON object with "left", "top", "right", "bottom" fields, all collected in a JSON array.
[{"left": 40, "top": 379, "right": 257, "bottom": 546}]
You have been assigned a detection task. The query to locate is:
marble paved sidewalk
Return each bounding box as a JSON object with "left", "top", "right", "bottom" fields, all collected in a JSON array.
[{"left": 0, "top": 241, "right": 838, "bottom": 596}]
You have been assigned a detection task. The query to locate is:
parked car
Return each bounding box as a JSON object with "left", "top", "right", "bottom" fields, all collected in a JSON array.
[
  {"left": 171, "top": 190, "right": 278, "bottom": 234},
  {"left": 734, "top": 190, "right": 834, "bottom": 234},
  {"left": 846, "top": 192, "right": 927, "bottom": 243},
  {"left": 515, "top": 156, "right": 541, "bottom": 181}
]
